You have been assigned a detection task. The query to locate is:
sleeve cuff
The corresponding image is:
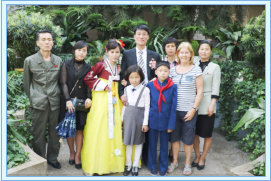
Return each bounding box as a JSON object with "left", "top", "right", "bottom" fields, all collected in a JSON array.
[
  {"left": 211, "top": 95, "right": 219, "bottom": 99},
  {"left": 93, "top": 79, "right": 108, "bottom": 91}
]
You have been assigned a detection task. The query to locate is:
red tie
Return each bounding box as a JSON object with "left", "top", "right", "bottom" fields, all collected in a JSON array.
[{"left": 153, "top": 78, "right": 174, "bottom": 113}]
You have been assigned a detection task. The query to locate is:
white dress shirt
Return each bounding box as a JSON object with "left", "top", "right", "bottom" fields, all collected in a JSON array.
[
  {"left": 136, "top": 47, "right": 148, "bottom": 83},
  {"left": 121, "top": 84, "right": 150, "bottom": 126}
]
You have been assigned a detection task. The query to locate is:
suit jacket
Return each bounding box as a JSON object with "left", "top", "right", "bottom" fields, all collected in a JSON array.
[
  {"left": 194, "top": 59, "right": 221, "bottom": 115},
  {"left": 147, "top": 80, "right": 177, "bottom": 131},
  {"left": 119, "top": 47, "right": 161, "bottom": 97},
  {"left": 23, "top": 51, "right": 62, "bottom": 111}
]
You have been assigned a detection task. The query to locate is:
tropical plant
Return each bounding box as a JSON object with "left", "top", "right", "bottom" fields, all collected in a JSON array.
[
  {"left": 215, "top": 23, "right": 244, "bottom": 60},
  {"left": 233, "top": 98, "right": 265, "bottom": 132},
  {"left": 7, "top": 11, "right": 64, "bottom": 69},
  {"left": 241, "top": 10, "right": 265, "bottom": 69}
]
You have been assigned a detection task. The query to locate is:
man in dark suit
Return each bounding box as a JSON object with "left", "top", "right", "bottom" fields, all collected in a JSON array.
[{"left": 119, "top": 24, "right": 161, "bottom": 166}]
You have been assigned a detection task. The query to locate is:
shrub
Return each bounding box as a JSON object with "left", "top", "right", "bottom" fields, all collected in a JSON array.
[
  {"left": 7, "top": 11, "right": 64, "bottom": 69},
  {"left": 241, "top": 10, "right": 265, "bottom": 69}
]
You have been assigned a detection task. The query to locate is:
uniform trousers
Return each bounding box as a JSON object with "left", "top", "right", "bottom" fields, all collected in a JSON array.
[
  {"left": 147, "top": 129, "right": 169, "bottom": 173},
  {"left": 30, "top": 103, "right": 60, "bottom": 163}
]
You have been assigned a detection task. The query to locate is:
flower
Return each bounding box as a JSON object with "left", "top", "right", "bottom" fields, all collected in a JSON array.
[
  {"left": 114, "top": 148, "right": 121, "bottom": 156},
  {"left": 116, "top": 40, "right": 125, "bottom": 48},
  {"left": 54, "top": 64, "right": 58, "bottom": 68}
]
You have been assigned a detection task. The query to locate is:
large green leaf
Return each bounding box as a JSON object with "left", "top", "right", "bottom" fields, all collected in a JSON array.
[
  {"left": 233, "top": 108, "right": 265, "bottom": 132},
  {"left": 226, "top": 45, "right": 235, "bottom": 59},
  {"left": 257, "top": 98, "right": 265, "bottom": 110}
]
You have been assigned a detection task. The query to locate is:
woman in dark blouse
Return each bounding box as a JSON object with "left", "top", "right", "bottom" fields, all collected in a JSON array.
[{"left": 60, "top": 41, "right": 92, "bottom": 169}]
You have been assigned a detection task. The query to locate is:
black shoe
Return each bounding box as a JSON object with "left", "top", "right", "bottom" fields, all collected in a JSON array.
[
  {"left": 131, "top": 167, "right": 138, "bottom": 176},
  {"left": 123, "top": 166, "right": 131, "bottom": 176},
  {"left": 159, "top": 171, "right": 166, "bottom": 176},
  {"left": 150, "top": 169, "right": 157, "bottom": 175},
  {"left": 69, "top": 159, "right": 75, "bottom": 165},
  {"left": 75, "top": 163, "right": 82, "bottom": 169},
  {"left": 191, "top": 161, "right": 199, "bottom": 167},
  {"left": 197, "top": 160, "right": 205, "bottom": 170},
  {"left": 47, "top": 160, "right": 61, "bottom": 169}
]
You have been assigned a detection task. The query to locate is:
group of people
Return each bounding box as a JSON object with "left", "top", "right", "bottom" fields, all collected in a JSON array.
[{"left": 23, "top": 24, "right": 221, "bottom": 176}]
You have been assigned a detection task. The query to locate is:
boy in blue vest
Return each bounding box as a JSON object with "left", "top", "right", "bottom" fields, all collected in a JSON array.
[{"left": 146, "top": 61, "right": 177, "bottom": 176}]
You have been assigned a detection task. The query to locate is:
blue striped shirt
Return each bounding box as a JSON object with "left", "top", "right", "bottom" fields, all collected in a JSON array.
[{"left": 170, "top": 65, "right": 202, "bottom": 111}]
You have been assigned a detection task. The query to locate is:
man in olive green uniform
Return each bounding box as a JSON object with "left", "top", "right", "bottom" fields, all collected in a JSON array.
[{"left": 23, "top": 30, "right": 62, "bottom": 169}]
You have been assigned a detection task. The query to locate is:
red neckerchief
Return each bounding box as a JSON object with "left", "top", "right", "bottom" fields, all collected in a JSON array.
[{"left": 153, "top": 78, "right": 174, "bottom": 113}]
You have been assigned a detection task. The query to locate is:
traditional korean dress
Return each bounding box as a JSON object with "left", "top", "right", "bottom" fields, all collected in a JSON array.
[{"left": 81, "top": 59, "right": 124, "bottom": 175}]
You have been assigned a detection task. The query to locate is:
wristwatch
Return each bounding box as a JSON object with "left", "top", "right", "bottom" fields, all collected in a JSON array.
[{"left": 192, "top": 107, "right": 198, "bottom": 111}]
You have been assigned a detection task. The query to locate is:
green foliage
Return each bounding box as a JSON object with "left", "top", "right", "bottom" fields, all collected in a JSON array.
[
  {"left": 7, "top": 11, "right": 64, "bottom": 69},
  {"left": 215, "top": 23, "right": 244, "bottom": 60},
  {"left": 7, "top": 71, "right": 33, "bottom": 168},
  {"left": 233, "top": 98, "right": 265, "bottom": 131},
  {"left": 253, "top": 162, "right": 265, "bottom": 176},
  {"left": 241, "top": 10, "right": 265, "bottom": 68},
  {"left": 218, "top": 61, "right": 265, "bottom": 159}
]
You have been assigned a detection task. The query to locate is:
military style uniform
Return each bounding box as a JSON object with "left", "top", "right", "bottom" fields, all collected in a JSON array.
[{"left": 23, "top": 51, "right": 62, "bottom": 163}]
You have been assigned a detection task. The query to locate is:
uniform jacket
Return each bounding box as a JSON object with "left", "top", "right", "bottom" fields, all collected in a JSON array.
[
  {"left": 119, "top": 48, "right": 161, "bottom": 97},
  {"left": 23, "top": 51, "right": 62, "bottom": 111},
  {"left": 147, "top": 79, "right": 177, "bottom": 131},
  {"left": 194, "top": 59, "right": 221, "bottom": 115}
]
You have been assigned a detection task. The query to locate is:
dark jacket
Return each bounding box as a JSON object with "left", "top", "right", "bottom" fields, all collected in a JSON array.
[{"left": 119, "top": 48, "right": 161, "bottom": 97}]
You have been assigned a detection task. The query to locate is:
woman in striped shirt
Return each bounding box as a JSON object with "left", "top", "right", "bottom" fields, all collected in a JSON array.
[{"left": 167, "top": 42, "right": 203, "bottom": 176}]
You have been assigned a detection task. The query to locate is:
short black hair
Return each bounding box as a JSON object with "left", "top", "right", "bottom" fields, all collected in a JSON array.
[
  {"left": 199, "top": 40, "right": 213, "bottom": 50},
  {"left": 72, "top": 40, "right": 89, "bottom": 54},
  {"left": 36, "top": 30, "right": 53, "bottom": 41},
  {"left": 124, "top": 65, "right": 145, "bottom": 84},
  {"left": 163, "top": 37, "right": 178, "bottom": 52},
  {"left": 105, "top": 39, "right": 122, "bottom": 52},
  {"left": 133, "top": 24, "right": 150, "bottom": 35},
  {"left": 155, "top": 61, "right": 170, "bottom": 70}
]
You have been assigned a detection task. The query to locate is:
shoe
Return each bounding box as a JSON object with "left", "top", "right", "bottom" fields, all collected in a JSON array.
[
  {"left": 183, "top": 164, "right": 192, "bottom": 176},
  {"left": 131, "top": 167, "right": 138, "bottom": 176},
  {"left": 47, "top": 160, "right": 61, "bottom": 169},
  {"left": 150, "top": 169, "right": 157, "bottom": 175},
  {"left": 197, "top": 160, "right": 205, "bottom": 170},
  {"left": 123, "top": 166, "right": 132, "bottom": 176},
  {"left": 69, "top": 159, "right": 75, "bottom": 165},
  {"left": 167, "top": 162, "right": 178, "bottom": 173},
  {"left": 75, "top": 163, "right": 82, "bottom": 169},
  {"left": 159, "top": 171, "right": 166, "bottom": 176},
  {"left": 191, "top": 161, "right": 199, "bottom": 167}
]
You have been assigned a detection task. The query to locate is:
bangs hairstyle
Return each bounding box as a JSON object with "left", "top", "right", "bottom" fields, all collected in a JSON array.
[
  {"left": 124, "top": 65, "right": 145, "bottom": 84},
  {"left": 176, "top": 42, "right": 194, "bottom": 65},
  {"left": 72, "top": 40, "right": 89, "bottom": 54},
  {"left": 133, "top": 24, "right": 150, "bottom": 35},
  {"left": 36, "top": 30, "right": 54, "bottom": 41},
  {"left": 105, "top": 39, "right": 122, "bottom": 52},
  {"left": 163, "top": 37, "right": 179, "bottom": 52},
  {"left": 199, "top": 40, "right": 213, "bottom": 50}
]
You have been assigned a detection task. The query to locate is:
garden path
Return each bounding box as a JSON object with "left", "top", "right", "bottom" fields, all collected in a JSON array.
[{"left": 47, "top": 129, "right": 250, "bottom": 176}]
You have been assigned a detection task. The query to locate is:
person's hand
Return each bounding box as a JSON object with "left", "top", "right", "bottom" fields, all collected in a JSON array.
[
  {"left": 85, "top": 98, "right": 92, "bottom": 109},
  {"left": 167, "top": 129, "right": 173, "bottom": 133},
  {"left": 142, "top": 125, "right": 149, "bottom": 132},
  {"left": 149, "top": 77, "right": 156, "bottom": 82},
  {"left": 121, "top": 95, "right": 127, "bottom": 106},
  {"left": 66, "top": 100, "right": 75, "bottom": 113},
  {"left": 121, "top": 79, "right": 128, "bottom": 87},
  {"left": 105, "top": 86, "right": 111, "bottom": 92},
  {"left": 184, "top": 109, "right": 196, "bottom": 122},
  {"left": 208, "top": 105, "right": 215, "bottom": 117}
]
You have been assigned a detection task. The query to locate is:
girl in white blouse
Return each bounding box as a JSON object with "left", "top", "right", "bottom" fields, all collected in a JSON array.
[{"left": 121, "top": 65, "right": 150, "bottom": 176}]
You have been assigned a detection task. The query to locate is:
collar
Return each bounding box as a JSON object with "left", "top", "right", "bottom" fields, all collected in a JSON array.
[
  {"left": 130, "top": 83, "right": 143, "bottom": 91},
  {"left": 136, "top": 47, "right": 147, "bottom": 54},
  {"left": 157, "top": 79, "right": 168, "bottom": 88},
  {"left": 37, "top": 50, "right": 56, "bottom": 64}
]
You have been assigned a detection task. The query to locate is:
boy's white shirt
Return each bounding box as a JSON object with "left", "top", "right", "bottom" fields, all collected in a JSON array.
[{"left": 121, "top": 84, "right": 150, "bottom": 126}]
